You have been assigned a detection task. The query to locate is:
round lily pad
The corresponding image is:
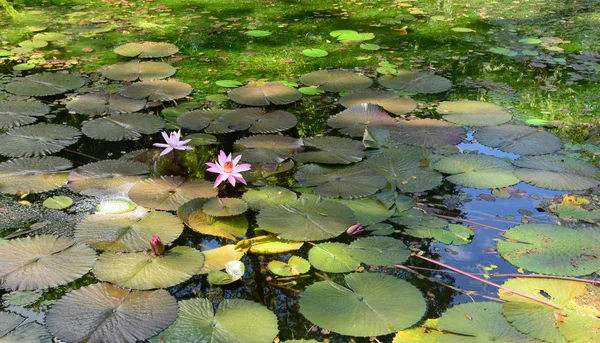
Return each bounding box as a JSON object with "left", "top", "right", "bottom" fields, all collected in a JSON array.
[
  {"left": 295, "top": 165, "right": 387, "bottom": 199},
  {"left": 220, "top": 108, "right": 297, "bottom": 133},
  {"left": 497, "top": 224, "right": 600, "bottom": 276},
  {"left": 245, "top": 30, "right": 272, "bottom": 37},
  {"left": 176, "top": 108, "right": 228, "bottom": 131},
  {"left": 299, "top": 273, "right": 426, "bottom": 337},
  {"left": 234, "top": 134, "right": 303, "bottom": 164},
  {"left": 81, "top": 113, "right": 165, "bottom": 141},
  {"left": 215, "top": 80, "right": 243, "bottom": 88},
  {"left": 473, "top": 124, "right": 562, "bottom": 155},
  {"left": 437, "top": 100, "right": 512, "bottom": 126},
  {"left": 433, "top": 154, "right": 521, "bottom": 189},
  {"left": 93, "top": 245, "right": 205, "bottom": 289},
  {"left": 303, "top": 48, "right": 328, "bottom": 57},
  {"left": 308, "top": 242, "right": 360, "bottom": 273},
  {"left": 293, "top": 136, "right": 365, "bottom": 164},
  {"left": 119, "top": 80, "right": 193, "bottom": 101},
  {"left": 0, "top": 123, "right": 80, "bottom": 157},
  {"left": 348, "top": 236, "right": 410, "bottom": 266},
  {"left": 339, "top": 90, "right": 417, "bottom": 115},
  {"left": 102, "top": 61, "right": 176, "bottom": 81},
  {"left": 0, "top": 101, "right": 50, "bottom": 129},
  {"left": 299, "top": 70, "right": 372, "bottom": 92},
  {"left": 153, "top": 298, "right": 279, "bottom": 343},
  {"left": 19, "top": 39, "right": 48, "bottom": 48},
  {"left": 113, "top": 41, "right": 179, "bottom": 58},
  {"left": 0, "top": 156, "right": 71, "bottom": 194},
  {"left": 390, "top": 118, "right": 466, "bottom": 147},
  {"left": 244, "top": 236, "right": 304, "bottom": 254},
  {"left": 97, "top": 198, "right": 137, "bottom": 214},
  {"left": 42, "top": 195, "right": 72, "bottom": 209},
  {"left": 378, "top": 70, "right": 452, "bottom": 94},
  {"left": 0, "top": 311, "right": 52, "bottom": 342},
  {"left": 47, "top": 283, "right": 178, "bottom": 343},
  {"left": 33, "top": 32, "right": 67, "bottom": 41},
  {"left": 256, "top": 195, "right": 356, "bottom": 241},
  {"left": 203, "top": 197, "right": 248, "bottom": 217},
  {"left": 328, "top": 103, "right": 397, "bottom": 137},
  {"left": 242, "top": 186, "right": 297, "bottom": 210},
  {"left": 268, "top": 256, "right": 311, "bottom": 276},
  {"left": 513, "top": 155, "right": 600, "bottom": 191},
  {"left": 66, "top": 92, "right": 147, "bottom": 115},
  {"left": 329, "top": 197, "right": 395, "bottom": 225},
  {"left": 391, "top": 208, "right": 449, "bottom": 233},
  {"left": 0, "top": 235, "right": 97, "bottom": 290},
  {"left": 75, "top": 209, "right": 183, "bottom": 252},
  {"left": 68, "top": 159, "right": 149, "bottom": 197},
  {"left": 129, "top": 176, "right": 217, "bottom": 211},
  {"left": 188, "top": 209, "right": 248, "bottom": 240},
  {"left": 228, "top": 84, "right": 302, "bottom": 106},
  {"left": 5, "top": 72, "right": 85, "bottom": 97}
]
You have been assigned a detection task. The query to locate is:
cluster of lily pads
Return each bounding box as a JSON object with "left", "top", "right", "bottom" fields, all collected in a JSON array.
[{"left": 1, "top": 38, "right": 600, "bottom": 343}]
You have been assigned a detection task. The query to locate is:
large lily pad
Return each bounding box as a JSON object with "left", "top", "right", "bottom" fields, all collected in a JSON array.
[
  {"left": 5, "top": 72, "right": 85, "bottom": 97},
  {"left": 242, "top": 186, "right": 297, "bottom": 210},
  {"left": 327, "top": 104, "right": 397, "bottom": 137},
  {"left": 181, "top": 199, "right": 248, "bottom": 240},
  {"left": 0, "top": 156, "right": 71, "bottom": 194},
  {"left": 220, "top": 108, "right": 297, "bottom": 133},
  {"left": 391, "top": 208, "right": 448, "bottom": 234},
  {"left": 497, "top": 224, "right": 600, "bottom": 276},
  {"left": 348, "top": 236, "right": 410, "bottom": 266},
  {"left": 293, "top": 136, "right": 365, "bottom": 164},
  {"left": 437, "top": 100, "right": 512, "bottom": 126},
  {"left": 256, "top": 195, "right": 356, "bottom": 241},
  {"left": 68, "top": 159, "right": 148, "bottom": 196},
  {"left": 46, "top": 282, "right": 178, "bottom": 343},
  {"left": 433, "top": 154, "right": 520, "bottom": 188},
  {"left": 339, "top": 90, "right": 417, "bottom": 115},
  {"left": 153, "top": 298, "right": 279, "bottom": 343},
  {"left": 328, "top": 197, "right": 395, "bottom": 225},
  {"left": 308, "top": 242, "right": 360, "bottom": 273},
  {"left": 295, "top": 165, "right": 387, "bottom": 199},
  {"left": 436, "top": 302, "right": 538, "bottom": 342},
  {"left": 0, "top": 311, "right": 52, "bottom": 342},
  {"left": 228, "top": 84, "right": 302, "bottom": 106},
  {"left": 513, "top": 155, "right": 600, "bottom": 190},
  {"left": 299, "top": 273, "right": 426, "bottom": 337},
  {"left": 298, "top": 70, "right": 372, "bottom": 92},
  {"left": 0, "top": 123, "right": 80, "bottom": 157},
  {"left": 82, "top": 113, "right": 165, "bottom": 141},
  {"left": 113, "top": 41, "right": 179, "bottom": 58},
  {"left": 94, "top": 245, "right": 204, "bottom": 289},
  {"left": 75, "top": 210, "right": 183, "bottom": 252},
  {"left": 390, "top": 118, "right": 466, "bottom": 147},
  {"left": 203, "top": 197, "right": 248, "bottom": 217},
  {"left": 378, "top": 71, "right": 452, "bottom": 94},
  {"left": 119, "top": 80, "right": 193, "bottom": 101},
  {"left": 129, "top": 176, "right": 217, "bottom": 211},
  {"left": 473, "top": 124, "right": 562, "bottom": 155},
  {"left": 66, "top": 92, "right": 147, "bottom": 115},
  {"left": 102, "top": 61, "right": 176, "bottom": 81},
  {"left": 0, "top": 235, "right": 97, "bottom": 290},
  {"left": 0, "top": 101, "right": 49, "bottom": 129},
  {"left": 234, "top": 135, "right": 303, "bottom": 164},
  {"left": 176, "top": 108, "right": 228, "bottom": 131}
]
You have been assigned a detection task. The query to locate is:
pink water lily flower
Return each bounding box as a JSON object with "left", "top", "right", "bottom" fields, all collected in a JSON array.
[
  {"left": 153, "top": 129, "right": 194, "bottom": 156},
  {"left": 206, "top": 150, "right": 251, "bottom": 188}
]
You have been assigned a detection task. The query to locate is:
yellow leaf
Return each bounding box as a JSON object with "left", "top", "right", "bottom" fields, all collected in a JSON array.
[
  {"left": 18, "top": 200, "right": 32, "bottom": 206},
  {"left": 393, "top": 26, "right": 408, "bottom": 35},
  {"left": 483, "top": 273, "right": 490, "bottom": 279},
  {"left": 518, "top": 267, "right": 524, "bottom": 274}
]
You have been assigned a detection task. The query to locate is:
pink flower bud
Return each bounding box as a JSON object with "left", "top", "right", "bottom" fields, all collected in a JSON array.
[
  {"left": 346, "top": 223, "right": 364, "bottom": 236},
  {"left": 151, "top": 235, "right": 165, "bottom": 256}
]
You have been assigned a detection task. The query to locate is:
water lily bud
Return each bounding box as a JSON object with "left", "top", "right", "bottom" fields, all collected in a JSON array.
[
  {"left": 151, "top": 235, "right": 165, "bottom": 256},
  {"left": 346, "top": 223, "right": 364, "bottom": 236}
]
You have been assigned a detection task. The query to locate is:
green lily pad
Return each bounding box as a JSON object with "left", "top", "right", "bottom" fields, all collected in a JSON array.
[
  {"left": 5, "top": 72, "right": 85, "bottom": 97},
  {"left": 66, "top": 92, "right": 147, "bottom": 115},
  {"left": 152, "top": 298, "right": 279, "bottom": 343},
  {"left": 339, "top": 90, "right": 416, "bottom": 115},
  {"left": 295, "top": 165, "right": 387, "bottom": 199},
  {"left": 113, "top": 41, "right": 179, "bottom": 58},
  {"left": 234, "top": 134, "right": 303, "bottom": 164},
  {"left": 391, "top": 208, "right": 448, "bottom": 234},
  {"left": 236, "top": 235, "right": 304, "bottom": 254},
  {"left": 188, "top": 210, "right": 248, "bottom": 240},
  {"left": 328, "top": 197, "right": 395, "bottom": 225},
  {"left": 215, "top": 80, "right": 243, "bottom": 87},
  {"left": 365, "top": 223, "right": 395, "bottom": 236},
  {"left": 436, "top": 302, "right": 538, "bottom": 342},
  {"left": 0, "top": 156, "right": 71, "bottom": 194},
  {"left": 0, "top": 101, "right": 50, "bottom": 129},
  {"left": 348, "top": 236, "right": 410, "bottom": 266},
  {"left": 33, "top": 32, "right": 68, "bottom": 41},
  {"left": 13, "top": 62, "right": 37, "bottom": 71},
  {"left": 299, "top": 273, "right": 426, "bottom": 337},
  {"left": 256, "top": 195, "right": 356, "bottom": 241},
  {"left": 93, "top": 245, "right": 205, "bottom": 289},
  {"left": 513, "top": 155, "right": 600, "bottom": 191},
  {"left": 519, "top": 38, "right": 542, "bottom": 45},
  {"left": 451, "top": 27, "right": 475, "bottom": 32},
  {"left": 220, "top": 108, "right": 298, "bottom": 133},
  {"left": 0, "top": 123, "right": 80, "bottom": 158},
  {"left": 42, "top": 195, "right": 72, "bottom": 209},
  {"left": 203, "top": 197, "right": 248, "bottom": 217},
  {"left": 360, "top": 43, "right": 380, "bottom": 50},
  {"left": 433, "top": 154, "right": 520, "bottom": 188},
  {"left": 119, "top": 80, "right": 193, "bottom": 101},
  {"left": 0, "top": 311, "right": 52, "bottom": 342},
  {"left": 2, "top": 290, "right": 43, "bottom": 307},
  {"left": 75, "top": 209, "right": 183, "bottom": 252},
  {"left": 473, "top": 124, "right": 562, "bottom": 155},
  {"left": 303, "top": 48, "right": 328, "bottom": 57},
  {"left": 97, "top": 198, "right": 138, "bottom": 214},
  {"left": 390, "top": 118, "right": 466, "bottom": 147},
  {"left": 245, "top": 30, "right": 272, "bottom": 37},
  {"left": 299, "top": 86, "right": 325, "bottom": 95},
  {"left": 330, "top": 30, "right": 375, "bottom": 43},
  {"left": 176, "top": 108, "right": 228, "bottom": 131},
  {"left": 294, "top": 136, "right": 365, "bottom": 164},
  {"left": 129, "top": 176, "right": 217, "bottom": 211},
  {"left": 378, "top": 70, "right": 452, "bottom": 94},
  {"left": 308, "top": 242, "right": 360, "bottom": 273},
  {"left": 268, "top": 256, "right": 311, "bottom": 276},
  {"left": 228, "top": 84, "right": 302, "bottom": 106},
  {"left": 82, "top": 113, "right": 165, "bottom": 141},
  {"left": 497, "top": 224, "right": 600, "bottom": 276},
  {"left": 102, "top": 61, "right": 176, "bottom": 81},
  {"left": 19, "top": 39, "right": 48, "bottom": 48},
  {"left": 299, "top": 70, "right": 372, "bottom": 92},
  {"left": 207, "top": 261, "right": 245, "bottom": 285},
  {"left": 0, "top": 235, "right": 97, "bottom": 290},
  {"left": 328, "top": 104, "right": 397, "bottom": 137},
  {"left": 242, "top": 186, "right": 297, "bottom": 210},
  {"left": 437, "top": 100, "right": 512, "bottom": 126},
  {"left": 47, "top": 283, "right": 178, "bottom": 343},
  {"left": 68, "top": 159, "right": 149, "bottom": 197},
  {"left": 490, "top": 47, "right": 518, "bottom": 57}
]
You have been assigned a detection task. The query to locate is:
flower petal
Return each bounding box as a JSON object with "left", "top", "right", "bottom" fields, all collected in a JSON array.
[
  {"left": 218, "top": 150, "right": 227, "bottom": 165},
  {"left": 233, "top": 164, "right": 251, "bottom": 173},
  {"left": 227, "top": 175, "right": 236, "bottom": 187},
  {"left": 232, "top": 154, "right": 242, "bottom": 165},
  {"left": 159, "top": 147, "right": 174, "bottom": 156},
  {"left": 214, "top": 173, "right": 227, "bottom": 188},
  {"left": 161, "top": 131, "right": 170, "bottom": 142},
  {"left": 153, "top": 143, "right": 170, "bottom": 148},
  {"left": 233, "top": 174, "right": 247, "bottom": 185}
]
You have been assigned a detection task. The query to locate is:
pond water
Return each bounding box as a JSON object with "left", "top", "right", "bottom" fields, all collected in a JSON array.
[{"left": 0, "top": 0, "right": 599, "bottom": 342}]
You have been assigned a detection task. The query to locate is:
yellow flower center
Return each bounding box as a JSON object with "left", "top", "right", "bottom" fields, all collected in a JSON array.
[{"left": 223, "top": 161, "right": 234, "bottom": 173}]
